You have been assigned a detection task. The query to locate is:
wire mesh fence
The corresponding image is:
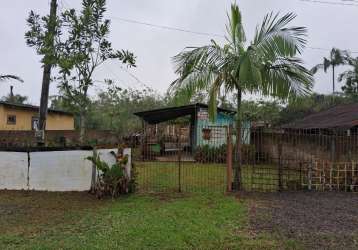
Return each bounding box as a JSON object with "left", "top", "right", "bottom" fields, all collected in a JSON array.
[{"left": 131, "top": 122, "right": 358, "bottom": 193}]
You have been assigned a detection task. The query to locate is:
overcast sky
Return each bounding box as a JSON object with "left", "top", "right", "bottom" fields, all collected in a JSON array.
[{"left": 1, "top": 0, "right": 358, "bottom": 105}]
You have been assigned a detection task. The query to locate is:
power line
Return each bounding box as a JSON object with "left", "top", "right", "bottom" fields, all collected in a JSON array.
[
  {"left": 109, "top": 16, "right": 225, "bottom": 38},
  {"left": 103, "top": 64, "right": 137, "bottom": 90},
  {"left": 299, "top": 0, "right": 358, "bottom": 6},
  {"left": 118, "top": 66, "right": 153, "bottom": 90},
  {"left": 59, "top": 2, "right": 358, "bottom": 55},
  {"left": 110, "top": 16, "right": 358, "bottom": 54}
]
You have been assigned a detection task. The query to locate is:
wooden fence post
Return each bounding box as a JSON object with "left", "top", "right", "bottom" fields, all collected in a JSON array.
[
  {"left": 278, "top": 143, "right": 283, "bottom": 192},
  {"left": 227, "top": 125, "right": 233, "bottom": 192},
  {"left": 177, "top": 135, "right": 182, "bottom": 193},
  {"left": 308, "top": 160, "right": 312, "bottom": 191}
]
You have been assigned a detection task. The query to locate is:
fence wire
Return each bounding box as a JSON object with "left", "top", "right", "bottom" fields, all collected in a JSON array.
[{"left": 131, "top": 123, "right": 358, "bottom": 193}]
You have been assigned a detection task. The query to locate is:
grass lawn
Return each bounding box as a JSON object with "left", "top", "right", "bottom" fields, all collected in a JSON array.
[
  {"left": 135, "top": 162, "right": 302, "bottom": 193},
  {"left": 0, "top": 191, "right": 296, "bottom": 250}
]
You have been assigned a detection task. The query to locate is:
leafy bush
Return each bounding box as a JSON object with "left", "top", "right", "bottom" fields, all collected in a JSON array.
[
  {"left": 194, "top": 144, "right": 227, "bottom": 163},
  {"left": 194, "top": 144, "right": 256, "bottom": 164},
  {"left": 87, "top": 151, "right": 135, "bottom": 199}
]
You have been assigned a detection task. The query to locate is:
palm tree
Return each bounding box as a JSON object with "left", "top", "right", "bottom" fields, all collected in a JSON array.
[
  {"left": 311, "top": 48, "right": 347, "bottom": 93},
  {"left": 170, "top": 3, "right": 313, "bottom": 190},
  {"left": 0, "top": 75, "right": 23, "bottom": 82},
  {"left": 339, "top": 56, "right": 358, "bottom": 97}
]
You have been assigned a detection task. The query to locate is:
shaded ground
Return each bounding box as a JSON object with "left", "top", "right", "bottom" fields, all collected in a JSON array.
[{"left": 242, "top": 191, "right": 358, "bottom": 250}]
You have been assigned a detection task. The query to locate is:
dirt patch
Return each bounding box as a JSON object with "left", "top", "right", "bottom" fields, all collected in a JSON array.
[
  {"left": 0, "top": 190, "right": 108, "bottom": 236},
  {"left": 242, "top": 191, "right": 358, "bottom": 249}
]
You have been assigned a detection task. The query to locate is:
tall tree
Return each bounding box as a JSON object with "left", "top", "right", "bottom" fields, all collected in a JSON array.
[
  {"left": 26, "top": 0, "right": 59, "bottom": 144},
  {"left": 339, "top": 56, "right": 358, "bottom": 99},
  {"left": 170, "top": 3, "right": 312, "bottom": 190},
  {"left": 55, "top": 0, "right": 135, "bottom": 143},
  {"left": 311, "top": 48, "right": 347, "bottom": 93}
]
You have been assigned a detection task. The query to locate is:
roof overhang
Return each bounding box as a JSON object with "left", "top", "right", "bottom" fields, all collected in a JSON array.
[{"left": 134, "top": 103, "right": 236, "bottom": 124}]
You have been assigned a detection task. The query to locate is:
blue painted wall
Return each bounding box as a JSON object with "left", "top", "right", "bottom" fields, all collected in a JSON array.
[{"left": 194, "top": 108, "right": 251, "bottom": 148}]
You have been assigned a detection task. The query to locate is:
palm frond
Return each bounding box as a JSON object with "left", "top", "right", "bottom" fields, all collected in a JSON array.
[
  {"left": 254, "top": 12, "right": 307, "bottom": 59},
  {"left": 310, "top": 63, "right": 324, "bottom": 74},
  {"left": 207, "top": 75, "right": 223, "bottom": 121},
  {"left": 170, "top": 43, "right": 227, "bottom": 102},
  {"left": 323, "top": 57, "right": 331, "bottom": 72},
  {"left": 261, "top": 57, "right": 313, "bottom": 99},
  {"left": 0, "top": 75, "right": 24, "bottom": 82},
  {"left": 226, "top": 3, "right": 246, "bottom": 47}
]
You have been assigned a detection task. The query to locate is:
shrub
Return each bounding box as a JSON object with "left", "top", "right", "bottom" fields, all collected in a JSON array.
[
  {"left": 194, "top": 144, "right": 257, "bottom": 164},
  {"left": 194, "top": 144, "right": 227, "bottom": 163},
  {"left": 86, "top": 151, "right": 135, "bottom": 199}
]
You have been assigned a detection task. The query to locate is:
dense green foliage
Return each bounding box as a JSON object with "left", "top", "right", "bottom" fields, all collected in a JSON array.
[
  {"left": 339, "top": 56, "right": 358, "bottom": 99},
  {"left": 86, "top": 152, "right": 135, "bottom": 198},
  {"left": 0, "top": 94, "right": 28, "bottom": 104}
]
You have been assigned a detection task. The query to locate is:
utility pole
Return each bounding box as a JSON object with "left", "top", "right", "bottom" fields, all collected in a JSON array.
[{"left": 36, "top": 0, "right": 58, "bottom": 145}]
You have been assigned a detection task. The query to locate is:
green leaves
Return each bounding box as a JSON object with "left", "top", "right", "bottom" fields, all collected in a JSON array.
[
  {"left": 171, "top": 3, "right": 312, "bottom": 122},
  {"left": 339, "top": 56, "right": 358, "bottom": 96},
  {"left": 226, "top": 3, "right": 246, "bottom": 47}
]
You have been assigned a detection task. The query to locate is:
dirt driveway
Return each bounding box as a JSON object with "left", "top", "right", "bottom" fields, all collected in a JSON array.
[{"left": 243, "top": 191, "right": 358, "bottom": 249}]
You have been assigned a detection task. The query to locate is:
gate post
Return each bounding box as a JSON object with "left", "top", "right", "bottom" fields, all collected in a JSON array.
[
  {"left": 308, "top": 160, "right": 313, "bottom": 191},
  {"left": 278, "top": 143, "right": 283, "bottom": 192},
  {"left": 177, "top": 134, "right": 182, "bottom": 193},
  {"left": 227, "top": 125, "right": 233, "bottom": 192}
]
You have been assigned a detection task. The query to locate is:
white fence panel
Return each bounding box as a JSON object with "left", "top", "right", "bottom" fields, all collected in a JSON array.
[
  {"left": 0, "top": 152, "right": 28, "bottom": 190},
  {"left": 29, "top": 150, "right": 92, "bottom": 191}
]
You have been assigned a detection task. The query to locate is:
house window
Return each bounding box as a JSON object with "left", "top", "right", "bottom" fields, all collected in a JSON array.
[{"left": 7, "top": 115, "right": 16, "bottom": 125}]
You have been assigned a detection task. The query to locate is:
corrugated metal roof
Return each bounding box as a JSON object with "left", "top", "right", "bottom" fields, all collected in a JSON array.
[
  {"left": 283, "top": 103, "right": 358, "bottom": 130},
  {"left": 134, "top": 103, "right": 236, "bottom": 124},
  {"left": 0, "top": 101, "right": 74, "bottom": 116}
]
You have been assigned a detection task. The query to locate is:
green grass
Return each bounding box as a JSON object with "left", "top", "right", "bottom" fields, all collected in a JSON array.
[
  {"left": 135, "top": 162, "right": 302, "bottom": 193},
  {"left": 0, "top": 191, "right": 296, "bottom": 250}
]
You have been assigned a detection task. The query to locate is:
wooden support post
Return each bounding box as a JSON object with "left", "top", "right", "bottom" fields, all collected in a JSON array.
[
  {"left": 177, "top": 135, "right": 182, "bottom": 193},
  {"left": 337, "top": 163, "right": 340, "bottom": 191},
  {"left": 226, "top": 125, "right": 233, "bottom": 192},
  {"left": 352, "top": 161, "right": 355, "bottom": 192},
  {"left": 308, "top": 160, "right": 312, "bottom": 191},
  {"left": 278, "top": 143, "right": 283, "bottom": 192},
  {"left": 330, "top": 162, "right": 333, "bottom": 191},
  {"left": 345, "top": 163, "right": 348, "bottom": 192}
]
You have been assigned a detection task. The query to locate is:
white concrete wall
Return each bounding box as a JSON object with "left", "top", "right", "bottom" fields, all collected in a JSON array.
[
  {"left": 29, "top": 151, "right": 93, "bottom": 191},
  {"left": 0, "top": 152, "right": 28, "bottom": 190},
  {"left": 0, "top": 148, "right": 124, "bottom": 192}
]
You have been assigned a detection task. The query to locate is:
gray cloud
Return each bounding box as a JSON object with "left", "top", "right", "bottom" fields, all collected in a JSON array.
[{"left": 1, "top": 0, "right": 357, "bottom": 104}]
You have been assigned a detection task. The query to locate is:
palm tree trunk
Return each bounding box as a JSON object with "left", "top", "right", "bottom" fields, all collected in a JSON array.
[
  {"left": 332, "top": 65, "right": 335, "bottom": 94},
  {"left": 233, "top": 88, "right": 242, "bottom": 191}
]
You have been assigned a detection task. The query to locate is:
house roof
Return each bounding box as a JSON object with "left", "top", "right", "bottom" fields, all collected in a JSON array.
[
  {"left": 0, "top": 101, "right": 74, "bottom": 116},
  {"left": 134, "top": 103, "right": 236, "bottom": 124},
  {"left": 283, "top": 103, "right": 358, "bottom": 130}
]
